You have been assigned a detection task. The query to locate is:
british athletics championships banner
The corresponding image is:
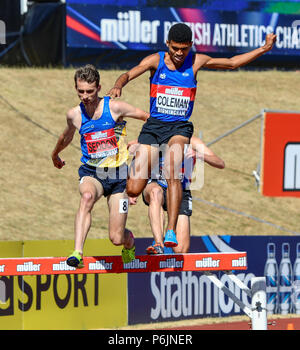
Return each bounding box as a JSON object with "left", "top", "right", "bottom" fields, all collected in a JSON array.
[{"left": 66, "top": 4, "right": 300, "bottom": 55}]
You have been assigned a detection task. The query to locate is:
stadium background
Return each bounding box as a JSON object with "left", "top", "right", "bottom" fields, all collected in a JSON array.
[{"left": 1, "top": 0, "right": 300, "bottom": 330}]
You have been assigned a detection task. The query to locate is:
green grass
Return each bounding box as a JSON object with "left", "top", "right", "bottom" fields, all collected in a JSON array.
[{"left": 0, "top": 67, "right": 300, "bottom": 242}]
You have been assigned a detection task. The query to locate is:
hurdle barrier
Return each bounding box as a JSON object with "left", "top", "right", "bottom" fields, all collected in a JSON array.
[{"left": 0, "top": 251, "right": 267, "bottom": 330}]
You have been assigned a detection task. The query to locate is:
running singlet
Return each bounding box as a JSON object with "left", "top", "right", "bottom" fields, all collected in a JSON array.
[
  {"left": 79, "top": 96, "right": 128, "bottom": 168},
  {"left": 150, "top": 51, "right": 197, "bottom": 122}
]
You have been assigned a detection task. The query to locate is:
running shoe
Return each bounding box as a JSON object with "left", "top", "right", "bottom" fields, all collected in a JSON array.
[
  {"left": 146, "top": 243, "right": 164, "bottom": 255},
  {"left": 66, "top": 250, "right": 84, "bottom": 269},
  {"left": 122, "top": 245, "right": 136, "bottom": 263},
  {"left": 164, "top": 229, "right": 178, "bottom": 247}
]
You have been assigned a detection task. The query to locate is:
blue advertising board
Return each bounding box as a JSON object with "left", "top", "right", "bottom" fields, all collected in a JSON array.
[
  {"left": 128, "top": 236, "right": 300, "bottom": 325},
  {"left": 66, "top": 4, "right": 300, "bottom": 56}
]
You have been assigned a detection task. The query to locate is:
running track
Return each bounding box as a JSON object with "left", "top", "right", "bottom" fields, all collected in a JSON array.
[{"left": 166, "top": 317, "right": 300, "bottom": 330}]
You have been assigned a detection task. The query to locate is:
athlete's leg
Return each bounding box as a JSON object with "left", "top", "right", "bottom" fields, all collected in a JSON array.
[
  {"left": 173, "top": 214, "right": 190, "bottom": 253},
  {"left": 126, "top": 144, "right": 159, "bottom": 197},
  {"left": 143, "top": 182, "right": 165, "bottom": 247},
  {"left": 74, "top": 176, "right": 103, "bottom": 254},
  {"left": 163, "top": 135, "right": 189, "bottom": 233},
  {"left": 107, "top": 191, "right": 134, "bottom": 249}
]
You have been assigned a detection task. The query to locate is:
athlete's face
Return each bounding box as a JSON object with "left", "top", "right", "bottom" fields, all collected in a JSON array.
[
  {"left": 166, "top": 40, "right": 192, "bottom": 65},
  {"left": 75, "top": 79, "right": 100, "bottom": 106}
]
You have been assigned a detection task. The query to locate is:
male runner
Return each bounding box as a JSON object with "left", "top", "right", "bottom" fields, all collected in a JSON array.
[
  {"left": 130, "top": 136, "right": 225, "bottom": 254},
  {"left": 51, "top": 64, "right": 149, "bottom": 268},
  {"left": 108, "top": 22, "right": 276, "bottom": 249}
]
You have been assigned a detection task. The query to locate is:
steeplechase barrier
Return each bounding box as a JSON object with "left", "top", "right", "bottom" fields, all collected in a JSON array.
[{"left": 0, "top": 251, "right": 267, "bottom": 330}]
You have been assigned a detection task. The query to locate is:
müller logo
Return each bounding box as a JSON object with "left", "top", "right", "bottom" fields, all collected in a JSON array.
[
  {"left": 231, "top": 257, "right": 247, "bottom": 267},
  {"left": 52, "top": 261, "right": 76, "bottom": 271},
  {"left": 123, "top": 258, "right": 148, "bottom": 269},
  {"left": 165, "top": 87, "right": 184, "bottom": 96},
  {"left": 195, "top": 257, "right": 220, "bottom": 268},
  {"left": 16, "top": 261, "right": 41, "bottom": 272},
  {"left": 159, "top": 258, "right": 184, "bottom": 269},
  {"left": 89, "top": 260, "right": 113, "bottom": 271}
]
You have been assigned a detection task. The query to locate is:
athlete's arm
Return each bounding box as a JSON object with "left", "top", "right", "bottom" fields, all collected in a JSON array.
[
  {"left": 51, "top": 111, "right": 77, "bottom": 169},
  {"left": 190, "top": 136, "right": 225, "bottom": 169},
  {"left": 200, "top": 33, "right": 276, "bottom": 70},
  {"left": 107, "top": 53, "right": 160, "bottom": 98},
  {"left": 110, "top": 100, "right": 150, "bottom": 122}
]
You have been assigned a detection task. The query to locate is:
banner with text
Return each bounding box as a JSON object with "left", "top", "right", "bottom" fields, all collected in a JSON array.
[
  {"left": 128, "top": 236, "right": 300, "bottom": 324},
  {"left": 0, "top": 239, "right": 127, "bottom": 330},
  {"left": 66, "top": 4, "right": 300, "bottom": 56}
]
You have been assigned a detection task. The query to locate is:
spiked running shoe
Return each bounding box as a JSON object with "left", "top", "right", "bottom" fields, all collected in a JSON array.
[
  {"left": 66, "top": 250, "right": 84, "bottom": 269},
  {"left": 122, "top": 245, "right": 135, "bottom": 263},
  {"left": 146, "top": 243, "right": 164, "bottom": 255},
  {"left": 164, "top": 229, "right": 178, "bottom": 247}
]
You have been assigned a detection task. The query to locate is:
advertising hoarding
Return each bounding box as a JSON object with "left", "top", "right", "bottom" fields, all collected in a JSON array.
[
  {"left": 66, "top": 4, "right": 300, "bottom": 56},
  {"left": 0, "top": 239, "right": 127, "bottom": 330},
  {"left": 261, "top": 110, "right": 300, "bottom": 197},
  {"left": 128, "top": 236, "right": 300, "bottom": 325}
]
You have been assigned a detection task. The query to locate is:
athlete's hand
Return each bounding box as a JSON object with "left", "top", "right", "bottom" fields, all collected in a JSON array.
[
  {"left": 262, "top": 33, "right": 276, "bottom": 52},
  {"left": 107, "top": 86, "right": 122, "bottom": 99},
  {"left": 128, "top": 196, "right": 138, "bottom": 205},
  {"left": 185, "top": 146, "right": 197, "bottom": 160},
  {"left": 52, "top": 154, "right": 65, "bottom": 169},
  {"left": 127, "top": 139, "right": 139, "bottom": 155}
]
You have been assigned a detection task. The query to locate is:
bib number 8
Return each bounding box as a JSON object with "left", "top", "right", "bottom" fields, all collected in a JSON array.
[{"left": 119, "top": 199, "right": 128, "bottom": 214}]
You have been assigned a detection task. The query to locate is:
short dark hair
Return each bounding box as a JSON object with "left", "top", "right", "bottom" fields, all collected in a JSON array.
[
  {"left": 168, "top": 23, "right": 192, "bottom": 43},
  {"left": 74, "top": 64, "right": 100, "bottom": 87}
]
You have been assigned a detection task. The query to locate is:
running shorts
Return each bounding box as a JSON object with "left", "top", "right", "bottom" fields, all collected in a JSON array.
[
  {"left": 142, "top": 180, "right": 192, "bottom": 216},
  {"left": 78, "top": 163, "right": 127, "bottom": 197},
  {"left": 138, "top": 116, "right": 194, "bottom": 146}
]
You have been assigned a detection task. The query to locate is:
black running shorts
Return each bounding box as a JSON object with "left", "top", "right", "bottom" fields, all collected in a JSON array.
[
  {"left": 142, "top": 180, "right": 192, "bottom": 216},
  {"left": 138, "top": 117, "right": 194, "bottom": 146},
  {"left": 78, "top": 163, "right": 127, "bottom": 197}
]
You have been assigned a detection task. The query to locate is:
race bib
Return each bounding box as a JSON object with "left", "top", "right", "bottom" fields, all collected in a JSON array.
[
  {"left": 156, "top": 85, "right": 191, "bottom": 116},
  {"left": 84, "top": 128, "right": 118, "bottom": 159}
]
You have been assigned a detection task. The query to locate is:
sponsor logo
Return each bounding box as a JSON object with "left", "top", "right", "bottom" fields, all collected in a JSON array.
[
  {"left": 195, "top": 257, "right": 220, "bottom": 268},
  {"left": 52, "top": 261, "right": 76, "bottom": 271},
  {"left": 159, "top": 258, "right": 183, "bottom": 269},
  {"left": 150, "top": 271, "right": 255, "bottom": 319},
  {"left": 159, "top": 73, "right": 166, "bottom": 79},
  {"left": 123, "top": 258, "right": 147, "bottom": 270},
  {"left": 89, "top": 260, "right": 113, "bottom": 271},
  {"left": 16, "top": 261, "right": 41, "bottom": 272},
  {"left": 90, "top": 131, "right": 108, "bottom": 140},
  {"left": 164, "top": 87, "right": 184, "bottom": 96},
  {"left": 231, "top": 257, "right": 247, "bottom": 267},
  {"left": 0, "top": 265, "right": 5, "bottom": 273},
  {"left": 101, "top": 11, "right": 160, "bottom": 44}
]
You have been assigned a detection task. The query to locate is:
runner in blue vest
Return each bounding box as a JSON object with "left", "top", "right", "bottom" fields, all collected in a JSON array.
[
  {"left": 51, "top": 64, "right": 149, "bottom": 268},
  {"left": 108, "top": 23, "right": 276, "bottom": 248},
  {"left": 129, "top": 136, "right": 225, "bottom": 254}
]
